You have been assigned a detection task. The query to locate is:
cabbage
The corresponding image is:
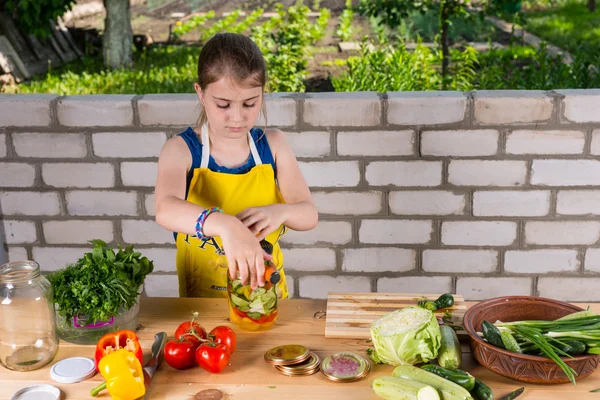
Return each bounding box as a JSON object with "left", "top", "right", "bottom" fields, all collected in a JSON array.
[{"left": 369, "top": 306, "right": 441, "bottom": 366}]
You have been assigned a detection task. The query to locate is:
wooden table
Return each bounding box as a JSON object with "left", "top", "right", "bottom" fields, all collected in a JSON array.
[{"left": 1, "top": 298, "right": 600, "bottom": 399}]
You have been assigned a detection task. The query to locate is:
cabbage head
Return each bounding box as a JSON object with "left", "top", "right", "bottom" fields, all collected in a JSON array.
[{"left": 369, "top": 306, "right": 441, "bottom": 366}]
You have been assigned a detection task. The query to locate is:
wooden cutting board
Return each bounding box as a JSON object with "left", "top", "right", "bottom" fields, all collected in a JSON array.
[{"left": 324, "top": 292, "right": 466, "bottom": 339}]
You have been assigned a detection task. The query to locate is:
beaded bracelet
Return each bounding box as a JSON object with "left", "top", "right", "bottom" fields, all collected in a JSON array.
[{"left": 195, "top": 207, "right": 223, "bottom": 240}]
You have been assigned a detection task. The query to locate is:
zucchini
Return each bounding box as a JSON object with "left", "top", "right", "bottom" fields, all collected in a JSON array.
[
  {"left": 555, "top": 340, "right": 586, "bottom": 356},
  {"left": 421, "top": 365, "right": 475, "bottom": 391},
  {"left": 471, "top": 379, "right": 493, "bottom": 400},
  {"left": 481, "top": 321, "right": 505, "bottom": 349},
  {"left": 435, "top": 293, "right": 455, "bottom": 309},
  {"left": 500, "top": 331, "right": 522, "bottom": 354},
  {"left": 372, "top": 376, "right": 441, "bottom": 400},
  {"left": 438, "top": 325, "right": 462, "bottom": 370},
  {"left": 393, "top": 365, "right": 473, "bottom": 400}
]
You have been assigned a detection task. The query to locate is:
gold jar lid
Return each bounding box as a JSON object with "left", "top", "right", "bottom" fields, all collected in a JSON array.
[
  {"left": 264, "top": 345, "right": 310, "bottom": 366},
  {"left": 275, "top": 352, "right": 320, "bottom": 374},
  {"left": 320, "top": 352, "right": 371, "bottom": 382},
  {"left": 275, "top": 364, "right": 320, "bottom": 376}
]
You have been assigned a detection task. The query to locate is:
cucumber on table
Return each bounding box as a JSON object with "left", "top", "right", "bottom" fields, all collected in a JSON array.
[
  {"left": 372, "top": 376, "right": 440, "bottom": 400},
  {"left": 438, "top": 325, "right": 462, "bottom": 370},
  {"left": 471, "top": 379, "right": 493, "bottom": 400},
  {"left": 421, "top": 365, "right": 475, "bottom": 391},
  {"left": 393, "top": 365, "right": 474, "bottom": 400}
]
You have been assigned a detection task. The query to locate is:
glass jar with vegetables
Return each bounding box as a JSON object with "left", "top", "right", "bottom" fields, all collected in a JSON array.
[
  {"left": 0, "top": 260, "right": 59, "bottom": 371},
  {"left": 227, "top": 240, "right": 280, "bottom": 331}
]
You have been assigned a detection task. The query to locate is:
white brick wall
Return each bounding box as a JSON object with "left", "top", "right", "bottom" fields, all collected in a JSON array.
[
  {"left": 559, "top": 90, "right": 600, "bottom": 123},
  {"left": 538, "top": 278, "right": 600, "bottom": 301},
  {"left": 281, "top": 221, "right": 352, "bottom": 245},
  {"left": 473, "top": 191, "right": 550, "bottom": 217},
  {"left": 43, "top": 220, "right": 113, "bottom": 244},
  {"left": 312, "top": 191, "right": 381, "bottom": 215},
  {"left": 0, "top": 94, "right": 56, "bottom": 126},
  {"left": 337, "top": 131, "right": 414, "bottom": 156},
  {"left": 531, "top": 160, "right": 600, "bottom": 186},
  {"left": 42, "top": 163, "right": 115, "bottom": 188},
  {"left": 0, "top": 163, "right": 35, "bottom": 187},
  {"left": 591, "top": 129, "right": 600, "bottom": 155},
  {"left": 121, "top": 162, "right": 158, "bottom": 187},
  {"left": 303, "top": 92, "right": 380, "bottom": 127},
  {"left": 457, "top": 277, "right": 532, "bottom": 300},
  {"left": 0, "top": 192, "right": 61, "bottom": 216},
  {"left": 342, "top": 248, "right": 416, "bottom": 272},
  {"left": 65, "top": 190, "right": 138, "bottom": 216},
  {"left": 377, "top": 276, "right": 452, "bottom": 294},
  {"left": 585, "top": 248, "right": 600, "bottom": 272},
  {"left": 359, "top": 220, "right": 433, "bottom": 244},
  {"left": 299, "top": 161, "right": 360, "bottom": 187},
  {"left": 8, "top": 246, "right": 28, "bottom": 262},
  {"left": 92, "top": 132, "right": 166, "bottom": 158},
  {"left": 58, "top": 95, "right": 134, "bottom": 127},
  {"left": 422, "top": 250, "right": 498, "bottom": 273},
  {"left": 474, "top": 91, "right": 553, "bottom": 124},
  {"left": 286, "top": 131, "right": 330, "bottom": 157},
  {"left": 13, "top": 133, "right": 87, "bottom": 158},
  {"left": 557, "top": 191, "right": 600, "bottom": 215},
  {"left": 122, "top": 220, "right": 173, "bottom": 244},
  {"left": 3, "top": 220, "right": 37, "bottom": 244},
  {"left": 506, "top": 130, "right": 585, "bottom": 154},
  {"left": 138, "top": 94, "right": 199, "bottom": 126},
  {"left": 504, "top": 250, "right": 579, "bottom": 273},
  {"left": 441, "top": 221, "right": 517, "bottom": 246},
  {"left": 449, "top": 160, "right": 527, "bottom": 187},
  {"left": 525, "top": 221, "right": 600, "bottom": 245},
  {"left": 421, "top": 130, "right": 498, "bottom": 156},
  {"left": 33, "top": 246, "right": 89, "bottom": 271},
  {"left": 138, "top": 247, "right": 177, "bottom": 272},
  {"left": 299, "top": 275, "right": 371, "bottom": 299},
  {"left": 145, "top": 194, "right": 156, "bottom": 216},
  {"left": 0, "top": 134, "right": 6, "bottom": 157},
  {"left": 261, "top": 94, "right": 297, "bottom": 127},
  {"left": 387, "top": 92, "right": 466, "bottom": 125},
  {"left": 389, "top": 191, "right": 465, "bottom": 215},
  {"left": 282, "top": 247, "right": 336, "bottom": 271},
  {"left": 366, "top": 161, "right": 442, "bottom": 187},
  {"left": 144, "top": 274, "right": 180, "bottom": 297}
]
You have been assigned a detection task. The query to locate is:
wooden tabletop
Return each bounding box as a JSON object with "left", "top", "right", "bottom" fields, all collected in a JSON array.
[{"left": 2, "top": 297, "right": 600, "bottom": 399}]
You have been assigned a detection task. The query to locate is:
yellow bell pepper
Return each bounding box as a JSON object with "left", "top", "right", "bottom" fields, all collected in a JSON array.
[{"left": 90, "top": 348, "right": 146, "bottom": 400}]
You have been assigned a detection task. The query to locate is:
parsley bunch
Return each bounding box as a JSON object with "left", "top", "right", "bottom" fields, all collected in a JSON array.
[{"left": 49, "top": 239, "right": 154, "bottom": 326}]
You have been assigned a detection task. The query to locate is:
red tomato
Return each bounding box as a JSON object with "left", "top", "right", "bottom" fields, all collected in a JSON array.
[
  {"left": 175, "top": 313, "right": 207, "bottom": 348},
  {"left": 164, "top": 339, "right": 197, "bottom": 370},
  {"left": 210, "top": 326, "right": 236, "bottom": 354},
  {"left": 195, "top": 342, "right": 230, "bottom": 373}
]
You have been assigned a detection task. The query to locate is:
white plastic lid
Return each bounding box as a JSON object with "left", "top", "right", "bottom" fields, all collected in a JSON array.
[
  {"left": 10, "top": 384, "right": 62, "bottom": 400},
  {"left": 50, "top": 357, "right": 96, "bottom": 384}
]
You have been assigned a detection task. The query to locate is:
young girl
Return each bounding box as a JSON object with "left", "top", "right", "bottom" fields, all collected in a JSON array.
[{"left": 154, "top": 33, "right": 318, "bottom": 299}]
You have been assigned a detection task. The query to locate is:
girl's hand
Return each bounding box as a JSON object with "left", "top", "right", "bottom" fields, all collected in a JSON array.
[
  {"left": 237, "top": 205, "right": 287, "bottom": 241},
  {"left": 215, "top": 215, "right": 271, "bottom": 289}
]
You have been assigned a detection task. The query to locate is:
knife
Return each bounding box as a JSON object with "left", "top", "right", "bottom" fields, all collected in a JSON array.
[
  {"left": 141, "top": 332, "right": 168, "bottom": 396},
  {"left": 499, "top": 387, "right": 525, "bottom": 400}
]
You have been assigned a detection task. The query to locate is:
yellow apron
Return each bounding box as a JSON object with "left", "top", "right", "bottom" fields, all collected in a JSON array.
[{"left": 176, "top": 124, "right": 289, "bottom": 299}]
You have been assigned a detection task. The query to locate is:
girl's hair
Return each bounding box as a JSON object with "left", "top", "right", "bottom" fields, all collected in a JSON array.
[{"left": 196, "top": 33, "right": 268, "bottom": 129}]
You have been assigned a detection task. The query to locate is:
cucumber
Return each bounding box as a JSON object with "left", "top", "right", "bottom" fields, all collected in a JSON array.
[
  {"left": 500, "top": 331, "right": 522, "bottom": 354},
  {"left": 393, "top": 365, "right": 474, "bottom": 400},
  {"left": 438, "top": 325, "right": 462, "bottom": 370},
  {"left": 481, "top": 321, "right": 505, "bottom": 349},
  {"left": 372, "top": 376, "right": 441, "bottom": 400},
  {"left": 435, "top": 293, "right": 455, "bottom": 309},
  {"left": 555, "top": 340, "right": 586, "bottom": 356},
  {"left": 421, "top": 365, "right": 475, "bottom": 391},
  {"left": 471, "top": 379, "right": 493, "bottom": 400}
]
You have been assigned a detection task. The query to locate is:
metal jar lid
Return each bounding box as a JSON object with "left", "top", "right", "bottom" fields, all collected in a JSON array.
[
  {"left": 264, "top": 344, "right": 310, "bottom": 366},
  {"left": 320, "top": 352, "right": 371, "bottom": 382},
  {"left": 275, "top": 352, "right": 321, "bottom": 374},
  {"left": 275, "top": 364, "right": 320, "bottom": 376},
  {"left": 10, "top": 384, "right": 62, "bottom": 400}
]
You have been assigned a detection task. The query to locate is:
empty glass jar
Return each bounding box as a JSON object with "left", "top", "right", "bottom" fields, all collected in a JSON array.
[{"left": 0, "top": 260, "right": 59, "bottom": 371}]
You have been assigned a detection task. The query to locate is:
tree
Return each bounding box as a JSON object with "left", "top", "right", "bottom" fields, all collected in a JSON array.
[
  {"left": 589, "top": 0, "right": 596, "bottom": 12},
  {"left": 103, "top": 0, "right": 133, "bottom": 69}
]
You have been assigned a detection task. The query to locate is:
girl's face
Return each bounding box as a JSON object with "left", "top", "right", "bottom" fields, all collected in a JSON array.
[{"left": 195, "top": 77, "right": 263, "bottom": 139}]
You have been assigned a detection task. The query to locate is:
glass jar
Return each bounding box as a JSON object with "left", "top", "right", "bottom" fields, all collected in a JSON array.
[
  {"left": 0, "top": 261, "right": 59, "bottom": 371},
  {"left": 227, "top": 240, "right": 280, "bottom": 331}
]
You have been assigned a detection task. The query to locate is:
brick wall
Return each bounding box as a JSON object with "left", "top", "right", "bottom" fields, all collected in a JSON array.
[{"left": 2, "top": 90, "right": 600, "bottom": 301}]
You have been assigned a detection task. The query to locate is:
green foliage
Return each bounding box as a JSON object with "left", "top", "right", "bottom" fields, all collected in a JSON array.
[
  {"left": 4, "top": 46, "right": 199, "bottom": 95},
  {"left": 48, "top": 240, "right": 154, "bottom": 326},
  {"left": 336, "top": 0, "right": 355, "bottom": 41},
  {"left": 4, "top": 0, "right": 75, "bottom": 39},
  {"left": 250, "top": 3, "right": 329, "bottom": 92},
  {"left": 171, "top": 11, "right": 216, "bottom": 39}
]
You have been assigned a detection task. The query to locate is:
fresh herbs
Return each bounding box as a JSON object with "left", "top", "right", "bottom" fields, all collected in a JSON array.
[{"left": 48, "top": 240, "right": 154, "bottom": 326}]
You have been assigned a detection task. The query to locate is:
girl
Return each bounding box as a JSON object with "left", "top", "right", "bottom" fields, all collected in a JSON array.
[{"left": 154, "top": 33, "right": 318, "bottom": 299}]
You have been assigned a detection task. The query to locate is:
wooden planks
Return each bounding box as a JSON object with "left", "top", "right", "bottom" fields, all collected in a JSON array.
[{"left": 325, "top": 292, "right": 466, "bottom": 339}]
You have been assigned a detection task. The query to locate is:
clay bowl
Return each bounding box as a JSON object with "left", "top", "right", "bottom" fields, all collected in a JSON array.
[{"left": 463, "top": 296, "right": 600, "bottom": 384}]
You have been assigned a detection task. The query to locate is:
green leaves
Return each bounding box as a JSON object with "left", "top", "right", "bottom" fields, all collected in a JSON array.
[
  {"left": 48, "top": 240, "right": 154, "bottom": 326},
  {"left": 5, "top": 0, "right": 75, "bottom": 39}
]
